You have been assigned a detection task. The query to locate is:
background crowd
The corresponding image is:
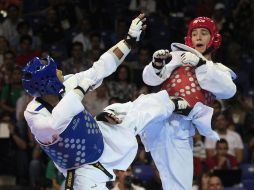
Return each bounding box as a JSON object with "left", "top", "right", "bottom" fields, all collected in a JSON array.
[{"left": 0, "top": 0, "right": 253, "bottom": 190}]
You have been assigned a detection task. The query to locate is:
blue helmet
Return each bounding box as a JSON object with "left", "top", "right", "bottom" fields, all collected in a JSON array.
[{"left": 22, "top": 56, "right": 64, "bottom": 97}]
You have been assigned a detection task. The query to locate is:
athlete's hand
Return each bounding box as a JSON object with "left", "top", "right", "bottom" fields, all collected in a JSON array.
[
  {"left": 127, "top": 13, "right": 147, "bottom": 42},
  {"left": 96, "top": 110, "right": 122, "bottom": 124},
  {"left": 181, "top": 52, "right": 200, "bottom": 66},
  {"left": 152, "top": 49, "right": 171, "bottom": 69}
]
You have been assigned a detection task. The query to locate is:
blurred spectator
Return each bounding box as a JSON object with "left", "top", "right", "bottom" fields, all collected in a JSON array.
[
  {"left": 224, "top": 93, "right": 245, "bottom": 131},
  {"left": 207, "top": 175, "right": 224, "bottom": 190},
  {"left": 0, "top": 35, "right": 10, "bottom": 65},
  {"left": 130, "top": 46, "right": 152, "bottom": 87},
  {"left": 85, "top": 32, "right": 105, "bottom": 62},
  {"left": 114, "top": 18, "right": 129, "bottom": 42},
  {"left": 0, "top": 4, "right": 23, "bottom": 41},
  {"left": 234, "top": 50, "right": 254, "bottom": 95},
  {"left": 0, "top": 66, "right": 24, "bottom": 119},
  {"left": 15, "top": 34, "right": 41, "bottom": 66},
  {"left": 112, "top": 167, "right": 146, "bottom": 190},
  {"left": 0, "top": 115, "right": 31, "bottom": 186},
  {"left": 137, "top": 46, "right": 151, "bottom": 69},
  {"left": 196, "top": 0, "right": 215, "bottom": 17},
  {"left": 20, "top": 0, "right": 50, "bottom": 16},
  {"left": 211, "top": 2, "right": 236, "bottom": 41},
  {"left": 8, "top": 116, "right": 31, "bottom": 186},
  {"left": 48, "top": 43, "right": 68, "bottom": 64},
  {"left": 134, "top": 147, "right": 151, "bottom": 165},
  {"left": 212, "top": 3, "right": 226, "bottom": 31},
  {"left": 29, "top": 143, "right": 47, "bottom": 189},
  {"left": 61, "top": 41, "right": 92, "bottom": 74},
  {"left": 50, "top": 0, "right": 82, "bottom": 31},
  {"left": 10, "top": 20, "right": 41, "bottom": 50},
  {"left": 0, "top": 50, "right": 15, "bottom": 90},
  {"left": 194, "top": 134, "right": 206, "bottom": 160},
  {"left": 205, "top": 112, "right": 244, "bottom": 163},
  {"left": 72, "top": 17, "right": 92, "bottom": 52},
  {"left": 224, "top": 91, "right": 253, "bottom": 138},
  {"left": 206, "top": 139, "right": 239, "bottom": 172},
  {"left": 249, "top": 137, "right": 254, "bottom": 163},
  {"left": 143, "top": 161, "right": 162, "bottom": 190},
  {"left": 239, "top": 90, "right": 254, "bottom": 142},
  {"left": 0, "top": 115, "right": 16, "bottom": 176},
  {"left": 199, "top": 172, "right": 210, "bottom": 190},
  {"left": 193, "top": 133, "right": 206, "bottom": 179},
  {"left": 0, "top": 0, "right": 22, "bottom": 10},
  {"left": 222, "top": 109, "right": 237, "bottom": 131},
  {"left": 46, "top": 159, "right": 65, "bottom": 190},
  {"left": 108, "top": 65, "right": 137, "bottom": 102},
  {"left": 129, "top": 0, "right": 156, "bottom": 15},
  {"left": 233, "top": 0, "right": 253, "bottom": 46},
  {"left": 133, "top": 84, "right": 151, "bottom": 100},
  {"left": 108, "top": 97, "right": 122, "bottom": 104},
  {"left": 211, "top": 100, "right": 223, "bottom": 127},
  {"left": 39, "top": 7, "right": 64, "bottom": 49}
]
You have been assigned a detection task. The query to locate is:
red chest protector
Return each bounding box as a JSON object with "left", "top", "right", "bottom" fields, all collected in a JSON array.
[{"left": 161, "top": 66, "right": 215, "bottom": 107}]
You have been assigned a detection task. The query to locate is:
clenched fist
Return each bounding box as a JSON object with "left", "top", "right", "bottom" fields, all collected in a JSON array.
[{"left": 152, "top": 49, "right": 171, "bottom": 69}]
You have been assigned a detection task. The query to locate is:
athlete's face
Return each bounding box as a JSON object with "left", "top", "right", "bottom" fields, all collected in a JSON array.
[
  {"left": 191, "top": 28, "right": 211, "bottom": 54},
  {"left": 56, "top": 69, "right": 64, "bottom": 82}
]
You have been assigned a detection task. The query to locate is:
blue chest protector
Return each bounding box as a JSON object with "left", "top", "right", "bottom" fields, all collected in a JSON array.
[{"left": 39, "top": 110, "right": 104, "bottom": 170}]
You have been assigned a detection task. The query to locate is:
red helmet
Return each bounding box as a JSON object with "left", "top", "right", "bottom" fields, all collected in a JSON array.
[{"left": 185, "top": 17, "right": 222, "bottom": 50}]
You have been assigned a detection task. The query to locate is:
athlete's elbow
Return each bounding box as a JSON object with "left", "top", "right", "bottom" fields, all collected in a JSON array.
[
  {"left": 226, "top": 84, "right": 237, "bottom": 99},
  {"left": 217, "top": 84, "right": 237, "bottom": 99}
]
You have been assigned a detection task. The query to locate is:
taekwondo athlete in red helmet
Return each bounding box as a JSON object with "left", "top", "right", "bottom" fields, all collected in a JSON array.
[{"left": 142, "top": 17, "right": 237, "bottom": 190}]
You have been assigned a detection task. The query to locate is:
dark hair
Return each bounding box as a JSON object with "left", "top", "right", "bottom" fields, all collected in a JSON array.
[
  {"left": 20, "top": 34, "right": 33, "bottom": 44},
  {"left": 71, "top": 41, "right": 84, "bottom": 50},
  {"left": 216, "top": 138, "right": 228, "bottom": 148},
  {"left": 90, "top": 32, "right": 101, "bottom": 40},
  {"left": 16, "top": 21, "right": 30, "bottom": 31},
  {"left": 213, "top": 100, "right": 222, "bottom": 110}
]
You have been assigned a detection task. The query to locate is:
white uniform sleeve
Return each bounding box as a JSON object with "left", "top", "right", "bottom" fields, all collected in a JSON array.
[
  {"left": 187, "top": 102, "right": 220, "bottom": 140},
  {"left": 73, "top": 52, "right": 118, "bottom": 89},
  {"left": 195, "top": 61, "right": 237, "bottom": 99},
  {"left": 103, "top": 102, "right": 133, "bottom": 119},
  {"left": 24, "top": 91, "right": 84, "bottom": 143},
  {"left": 142, "top": 63, "right": 165, "bottom": 86}
]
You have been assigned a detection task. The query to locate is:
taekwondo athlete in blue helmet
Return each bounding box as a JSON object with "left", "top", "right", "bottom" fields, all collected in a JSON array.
[{"left": 22, "top": 14, "right": 147, "bottom": 190}]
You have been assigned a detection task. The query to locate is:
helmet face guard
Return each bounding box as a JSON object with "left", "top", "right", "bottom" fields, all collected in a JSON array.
[
  {"left": 22, "top": 56, "right": 64, "bottom": 97},
  {"left": 185, "top": 17, "right": 222, "bottom": 51}
]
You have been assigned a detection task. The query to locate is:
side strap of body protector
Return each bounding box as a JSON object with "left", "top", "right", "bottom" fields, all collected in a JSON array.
[{"left": 65, "top": 169, "right": 75, "bottom": 190}]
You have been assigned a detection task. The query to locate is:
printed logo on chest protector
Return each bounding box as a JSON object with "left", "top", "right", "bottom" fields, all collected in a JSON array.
[
  {"left": 161, "top": 65, "right": 215, "bottom": 107},
  {"left": 72, "top": 118, "right": 80, "bottom": 130}
]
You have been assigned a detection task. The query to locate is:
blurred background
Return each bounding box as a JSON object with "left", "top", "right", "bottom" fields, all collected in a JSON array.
[{"left": 0, "top": 0, "right": 253, "bottom": 190}]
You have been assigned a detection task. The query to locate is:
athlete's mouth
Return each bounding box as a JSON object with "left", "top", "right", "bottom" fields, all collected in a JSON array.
[{"left": 195, "top": 43, "right": 204, "bottom": 48}]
